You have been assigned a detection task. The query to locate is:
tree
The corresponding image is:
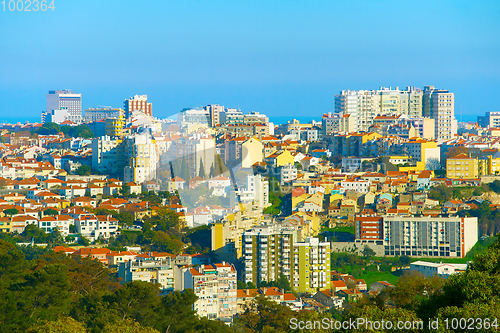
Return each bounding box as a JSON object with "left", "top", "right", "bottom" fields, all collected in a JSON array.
[
  {"left": 78, "top": 235, "right": 90, "bottom": 246},
  {"left": 387, "top": 271, "right": 444, "bottom": 311},
  {"left": 362, "top": 245, "right": 376, "bottom": 258},
  {"left": 209, "top": 163, "right": 216, "bottom": 178},
  {"left": 446, "top": 146, "right": 468, "bottom": 158},
  {"left": 75, "top": 165, "right": 92, "bottom": 176},
  {"left": 180, "top": 156, "right": 189, "bottom": 181},
  {"left": 3, "top": 208, "right": 19, "bottom": 216},
  {"left": 425, "top": 157, "right": 442, "bottom": 171},
  {"left": 198, "top": 160, "right": 205, "bottom": 179},
  {"left": 32, "top": 122, "right": 62, "bottom": 135},
  {"left": 121, "top": 183, "right": 131, "bottom": 196},
  {"left": 44, "top": 208, "right": 59, "bottom": 216},
  {"left": 27, "top": 317, "right": 88, "bottom": 333},
  {"left": 103, "top": 318, "right": 160, "bottom": 333},
  {"left": 399, "top": 255, "right": 411, "bottom": 267}
]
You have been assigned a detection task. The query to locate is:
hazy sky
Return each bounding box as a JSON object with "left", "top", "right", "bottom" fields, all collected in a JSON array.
[{"left": 0, "top": 0, "right": 499, "bottom": 121}]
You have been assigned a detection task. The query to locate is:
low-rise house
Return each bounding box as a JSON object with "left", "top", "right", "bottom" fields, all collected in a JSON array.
[
  {"left": 313, "top": 290, "right": 344, "bottom": 309},
  {"left": 72, "top": 247, "right": 112, "bottom": 265},
  {"left": 143, "top": 180, "right": 160, "bottom": 192},
  {"left": 335, "top": 288, "right": 363, "bottom": 302},
  {"left": 167, "top": 177, "right": 185, "bottom": 192},
  {"left": 369, "top": 281, "right": 395, "bottom": 293}
]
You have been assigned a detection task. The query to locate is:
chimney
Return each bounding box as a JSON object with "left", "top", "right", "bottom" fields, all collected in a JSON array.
[{"left": 245, "top": 289, "right": 249, "bottom": 296}]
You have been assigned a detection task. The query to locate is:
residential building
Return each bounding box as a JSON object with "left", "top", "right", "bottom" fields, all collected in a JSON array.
[
  {"left": 322, "top": 113, "right": 354, "bottom": 134},
  {"left": 279, "top": 163, "right": 298, "bottom": 185},
  {"left": 242, "top": 226, "right": 330, "bottom": 293},
  {"left": 334, "top": 86, "right": 423, "bottom": 132},
  {"left": 242, "top": 225, "right": 296, "bottom": 285},
  {"left": 119, "top": 257, "right": 174, "bottom": 290},
  {"left": 183, "top": 263, "right": 237, "bottom": 320},
  {"left": 292, "top": 237, "right": 331, "bottom": 293},
  {"left": 124, "top": 95, "right": 152, "bottom": 118},
  {"left": 123, "top": 133, "right": 158, "bottom": 184},
  {"left": 423, "top": 86, "right": 456, "bottom": 140},
  {"left": 91, "top": 136, "right": 126, "bottom": 176},
  {"left": 446, "top": 153, "right": 478, "bottom": 179}
]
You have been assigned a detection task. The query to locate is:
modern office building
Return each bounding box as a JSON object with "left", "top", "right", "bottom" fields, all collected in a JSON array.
[
  {"left": 84, "top": 107, "right": 124, "bottom": 122},
  {"left": 124, "top": 95, "right": 152, "bottom": 118},
  {"left": 177, "top": 107, "right": 210, "bottom": 128},
  {"left": 383, "top": 216, "right": 478, "bottom": 258},
  {"left": 44, "top": 89, "right": 82, "bottom": 123},
  {"left": 423, "top": 86, "right": 456, "bottom": 140}
]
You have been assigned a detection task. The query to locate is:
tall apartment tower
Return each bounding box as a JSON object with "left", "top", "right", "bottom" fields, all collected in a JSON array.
[
  {"left": 242, "top": 226, "right": 330, "bottom": 293},
  {"left": 46, "top": 90, "right": 82, "bottom": 123},
  {"left": 334, "top": 86, "right": 424, "bottom": 133},
  {"left": 207, "top": 104, "right": 223, "bottom": 127},
  {"left": 124, "top": 95, "right": 152, "bottom": 118},
  {"left": 423, "top": 86, "right": 456, "bottom": 140}
]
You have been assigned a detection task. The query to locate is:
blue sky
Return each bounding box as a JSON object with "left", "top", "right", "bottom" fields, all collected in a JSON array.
[{"left": 0, "top": 0, "right": 499, "bottom": 122}]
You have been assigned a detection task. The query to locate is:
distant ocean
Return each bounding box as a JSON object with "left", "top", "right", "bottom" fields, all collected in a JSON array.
[
  {"left": 0, "top": 116, "right": 41, "bottom": 124},
  {"left": 269, "top": 116, "right": 319, "bottom": 125},
  {"left": 0, "top": 114, "right": 480, "bottom": 126}
]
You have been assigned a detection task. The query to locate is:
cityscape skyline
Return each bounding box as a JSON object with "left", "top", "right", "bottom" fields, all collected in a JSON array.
[{"left": 1, "top": 0, "right": 499, "bottom": 120}]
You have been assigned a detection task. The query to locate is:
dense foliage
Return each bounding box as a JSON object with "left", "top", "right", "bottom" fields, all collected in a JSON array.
[
  {"left": 0, "top": 240, "right": 231, "bottom": 332},
  {"left": 32, "top": 122, "right": 94, "bottom": 139}
]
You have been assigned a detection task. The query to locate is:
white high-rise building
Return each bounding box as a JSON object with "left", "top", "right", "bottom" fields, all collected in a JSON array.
[
  {"left": 183, "top": 263, "right": 237, "bottom": 320},
  {"left": 334, "top": 86, "right": 424, "bottom": 132},
  {"left": 123, "top": 133, "right": 158, "bottom": 184},
  {"left": 423, "top": 86, "right": 456, "bottom": 140},
  {"left": 45, "top": 90, "right": 82, "bottom": 123}
]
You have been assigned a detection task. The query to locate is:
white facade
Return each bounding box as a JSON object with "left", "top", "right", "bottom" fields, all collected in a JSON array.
[
  {"left": 238, "top": 174, "right": 269, "bottom": 208},
  {"left": 410, "top": 261, "right": 468, "bottom": 278},
  {"left": 183, "top": 264, "right": 237, "bottom": 320},
  {"left": 119, "top": 258, "right": 174, "bottom": 290},
  {"left": 46, "top": 90, "right": 82, "bottom": 123},
  {"left": 123, "top": 134, "right": 158, "bottom": 184},
  {"left": 335, "top": 86, "right": 424, "bottom": 133},
  {"left": 383, "top": 216, "right": 478, "bottom": 258},
  {"left": 341, "top": 180, "right": 370, "bottom": 193},
  {"left": 423, "top": 86, "right": 456, "bottom": 140},
  {"left": 76, "top": 215, "right": 119, "bottom": 241},
  {"left": 42, "top": 109, "right": 70, "bottom": 124},
  {"left": 279, "top": 163, "right": 298, "bottom": 185}
]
